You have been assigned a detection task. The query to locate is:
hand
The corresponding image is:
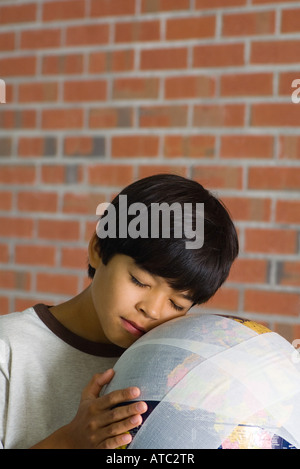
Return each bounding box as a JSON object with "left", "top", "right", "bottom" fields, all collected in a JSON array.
[{"left": 60, "top": 369, "right": 147, "bottom": 449}]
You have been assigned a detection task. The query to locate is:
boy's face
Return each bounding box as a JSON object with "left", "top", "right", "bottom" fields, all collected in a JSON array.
[{"left": 89, "top": 244, "right": 193, "bottom": 349}]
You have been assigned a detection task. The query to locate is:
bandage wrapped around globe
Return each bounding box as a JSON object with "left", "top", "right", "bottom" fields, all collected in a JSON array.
[{"left": 101, "top": 314, "right": 300, "bottom": 449}]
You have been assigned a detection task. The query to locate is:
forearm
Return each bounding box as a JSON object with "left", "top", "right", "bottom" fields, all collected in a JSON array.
[{"left": 30, "top": 425, "right": 73, "bottom": 449}]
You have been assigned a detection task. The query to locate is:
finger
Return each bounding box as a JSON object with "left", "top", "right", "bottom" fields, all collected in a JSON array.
[
  {"left": 97, "top": 413, "right": 145, "bottom": 449},
  {"left": 101, "top": 400, "right": 148, "bottom": 427},
  {"left": 98, "top": 431, "right": 133, "bottom": 450},
  {"left": 97, "top": 385, "right": 142, "bottom": 412},
  {"left": 81, "top": 369, "right": 115, "bottom": 400}
]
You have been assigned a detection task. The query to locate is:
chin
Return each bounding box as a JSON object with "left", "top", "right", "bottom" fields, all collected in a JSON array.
[{"left": 115, "top": 334, "right": 140, "bottom": 349}]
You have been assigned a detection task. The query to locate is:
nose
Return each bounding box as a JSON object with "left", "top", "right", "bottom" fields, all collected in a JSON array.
[{"left": 136, "top": 292, "right": 165, "bottom": 320}]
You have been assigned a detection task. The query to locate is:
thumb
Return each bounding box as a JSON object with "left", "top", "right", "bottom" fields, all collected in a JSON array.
[{"left": 81, "top": 369, "right": 115, "bottom": 401}]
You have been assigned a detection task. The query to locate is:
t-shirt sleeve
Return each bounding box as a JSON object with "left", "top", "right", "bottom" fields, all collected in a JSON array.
[{"left": 0, "top": 339, "right": 10, "bottom": 449}]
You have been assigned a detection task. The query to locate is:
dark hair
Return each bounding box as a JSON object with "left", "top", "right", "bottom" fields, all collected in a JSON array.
[{"left": 88, "top": 173, "right": 239, "bottom": 305}]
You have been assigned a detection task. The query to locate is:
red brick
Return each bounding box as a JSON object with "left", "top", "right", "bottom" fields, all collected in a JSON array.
[
  {"left": 228, "top": 258, "right": 268, "bottom": 284},
  {"left": 220, "top": 73, "right": 273, "bottom": 97},
  {"left": 244, "top": 290, "right": 300, "bottom": 316},
  {"left": 61, "top": 247, "right": 88, "bottom": 269},
  {"left": 0, "top": 32, "right": 15, "bottom": 51},
  {"left": 17, "top": 191, "right": 58, "bottom": 213},
  {"left": 274, "top": 323, "right": 300, "bottom": 343},
  {"left": 253, "top": 0, "right": 299, "bottom": 3},
  {"left": 14, "top": 298, "right": 51, "bottom": 313},
  {"left": 0, "top": 270, "right": 31, "bottom": 291},
  {"left": 66, "top": 24, "right": 109, "bottom": 46},
  {"left": 251, "top": 103, "right": 300, "bottom": 127},
  {"left": 115, "top": 20, "right": 160, "bottom": 43},
  {"left": 205, "top": 287, "right": 240, "bottom": 312},
  {"left": 141, "top": 0, "right": 189, "bottom": 13},
  {"left": 279, "top": 136, "right": 300, "bottom": 160},
  {"left": 113, "top": 78, "right": 159, "bottom": 100},
  {"left": 251, "top": 40, "right": 300, "bottom": 64},
  {"left": 140, "top": 48, "right": 187, "bottom": 70},
  {"left": 89, "top": 50, "right": 134, "bottom": 74},
  {"left": 0, "top": 218, "right": 34, "bottom": 238},
  {"left": 42, "top": 0, "right": 85, "bottom": 21},
  {"left": 137, "top": 166, "right": 188, "bottom": 180},
  {"left": 220, "top": 135, "right": 274, "bottom": 159},
  {"left": 193, "top": 43, "right": 244, "bottom": 68},
  {"left": 18, "top": 137, "right": 57, "bottom": 158},
  {"left": 281, "top": 8, "right": 300, "bottom": 33},
  {"left": 223, "top": 11, "right": 275, "bottom": 36},
  {"left": 164, "top": 135, "right": 216, "bottom": 158},
  {"left": 193, "top": 165, "right": 243, "bottom": 189},
  {"left": 15, "top": 245, "right": 56, "bottom": 267},
  {"left": 0, "top": 297, "right": 9, "bottom": 315},
  {"left": 0, "top": 110, "right": 36, "bottom": 129},
  {"left": 276, "top": 200, "right": 300, "bottom": 224},
  {"left": 18, "top": 82, "right": 58, "bottom": 103},
  {"left": 196, "top": 0, "right": 246, "bottom": 8},
  {"left": 193, "top": 104, "right": 245, "bottom": 127},
  {"left": 64, "top": 136, "right": 97, "bottom": 156},
  {"left": 0, "top": 244, "right": 9, "bottom": 263},
  {"left": 63, "top": 80, "right": 107, "bottom": 102},
  {"left": 277, "top": 261, "right": 300, "bottom": 288},
  {"left": 89, "top": 107, "right": 134, "bottom": 128},
  {"left": 21, "top": 29, "right": 61, "bottom": 49},
  {"left": 0, "top": 3, "right": 36, "bottom": 24},
  {"left": 0, "top": 166, "right": 36, "bottom": 184},
  {"left": 0, "top": 137, "right": 11, "bottom": 157},
  {"left": 37, "top": 272, "right": 79, "bottom": 296},
  {"left": 279, "top": 71, "right": 300, "bottom": 96},
  {"left": 221, "top": 196, "right": 271, "bottom": 222},
  {"left": 140, "top": 105, "right": 188, "bottom": 127},
  {"left": 42, "top": 54, "right": 84, "bottom": 75},
  {"left": 41, "top": 165, "right": 65, "bottom": 184},
  {"left": 87, "top": 165, "right": 134, "bottom": 187},
  {"left": 248, "top": 166, "right": 300, "bottom": 191},
  {"left": 38, "top": 220, "right": 80, "bottom": 241},
  {"left": 112, "top": 135, "right": 159, "bottom": 157},
  {"left": 90, "top": 0, "right": 136, "bottom": 17},
  {"left": 62, "top": 193, "right": 106, "bottom": 215},
  {"left": 0, "top": 57, "right": 36, "bottom": 77},
  {"left": 166, "top": 16, "right": 216, "bottom": 40},
  {"left": 165, "top": 75, "right": 215, "bottom": 99},
  {"left": 0, "top": 192, "right": 12, "bottom": 211},
  {"left": 245, "top": 228, "right": 298, "bottom": 254},
  {"left": 42, "top": 109, "right": 83, "bottom": 129}
]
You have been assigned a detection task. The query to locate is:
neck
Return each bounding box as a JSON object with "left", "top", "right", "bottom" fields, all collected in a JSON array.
[{"left": 49, "top": 285, "right": 106, "bottom": 343}]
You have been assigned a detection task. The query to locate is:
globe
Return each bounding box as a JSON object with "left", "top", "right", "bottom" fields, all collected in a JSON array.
[{"left": 101, "top": 314, "right": 300, "bottom": 449}]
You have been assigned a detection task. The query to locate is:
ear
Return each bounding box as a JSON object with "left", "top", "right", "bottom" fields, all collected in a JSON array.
[{"left": 88, "top": 231, "right": 102, "bottom": 269}]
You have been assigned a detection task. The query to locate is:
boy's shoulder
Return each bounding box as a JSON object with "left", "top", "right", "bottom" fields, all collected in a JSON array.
[{"left": 0, "top": 307, "right": 37, "bottom": 342}]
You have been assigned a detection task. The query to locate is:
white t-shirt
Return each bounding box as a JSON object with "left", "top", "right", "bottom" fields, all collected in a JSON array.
[{"left": 0, "top": 304, "right": 124, "bottom": 449}]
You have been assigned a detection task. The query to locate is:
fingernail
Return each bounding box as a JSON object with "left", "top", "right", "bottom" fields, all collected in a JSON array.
[
  {"left": 130, "top": 415, "right": 141, "bottom": 425},
  {"left": 135, "top": 402, "right": 147, "bottom": 413},
  {"left": 130, "top": 387, "right": 140, "bottom": 398},
  {"left": 122, "top": 433, "right": 132, "bottom": 444}
]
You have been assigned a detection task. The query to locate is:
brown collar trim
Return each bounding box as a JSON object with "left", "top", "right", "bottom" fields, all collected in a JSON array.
[{"left": 33, "top": 303, "right": 125, "bottom": 357}]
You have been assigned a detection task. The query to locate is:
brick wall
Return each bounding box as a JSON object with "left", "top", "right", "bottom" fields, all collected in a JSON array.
[{"left": 0, "top": 0, "right": 300, "bottom": 342}]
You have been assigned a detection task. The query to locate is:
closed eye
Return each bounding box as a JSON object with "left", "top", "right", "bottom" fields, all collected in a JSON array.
[
  {"left": 170, "top": 300, "right": 184, "bottom": 312},
  {"left": 130, "top": 274, "right": 185, "bottom": 312},
  {"left": 130, "top": 274, "right": 147, "bottom": 288}
]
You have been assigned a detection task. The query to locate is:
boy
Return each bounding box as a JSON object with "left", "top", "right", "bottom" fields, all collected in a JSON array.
[{"left": 0, "top": 174, "right": 239, "bottom": 449}]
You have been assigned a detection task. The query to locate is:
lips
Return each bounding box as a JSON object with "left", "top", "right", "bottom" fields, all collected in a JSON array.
[{"left": 121, "top": 317, "right": 146, "bottom": 337}]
